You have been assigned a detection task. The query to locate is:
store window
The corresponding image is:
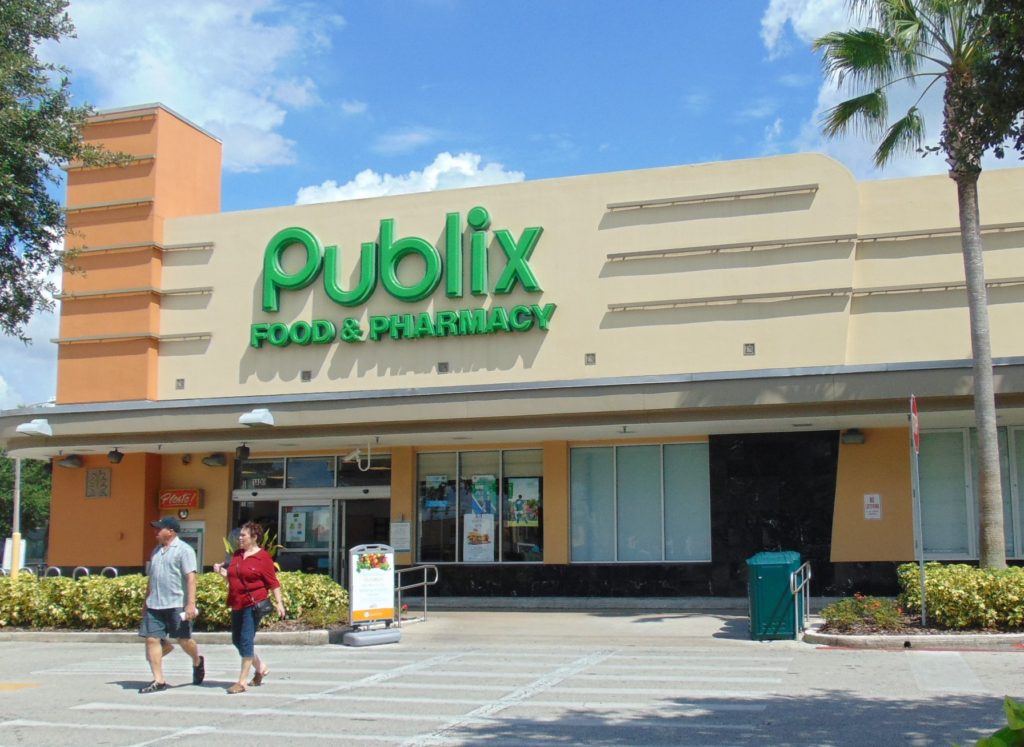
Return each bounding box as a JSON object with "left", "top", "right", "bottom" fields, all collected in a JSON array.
[
  {"left": 570, "top": 443, "right": 711, "bottom": 563},
  {"left": 286, "top": 457, "right": 335, "bottom": 488},
  {"left": 919, "top": 428, "right": 1020, "bottom": 559},
  {"left": 337, "top": 453, "right": 392, "bottom": 486},
  {"left": 416, "top": 449, "right": 543, "bottom": 563},
  {"left": 238, "top": 458, "right": 285, "bottom": 490}
]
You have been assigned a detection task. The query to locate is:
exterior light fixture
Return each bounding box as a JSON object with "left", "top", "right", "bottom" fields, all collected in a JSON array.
[
  {"left": 181, "top": 453, "right": 192, "bottom": 465},
  {"left": 16, "top": 419, "right": 53, "bottom": 437},
  {"left": 201, "top": 453, "right": 227, "bottom": 467},
  {"left": 235, "top": 444, "right": 250, "bottom": 461},
  {"left": 57, "top": 454, "right": 83, "bottom": 468},
  {"left": 239, "top": 408, "right": 275, "bottom": 427},
  {"left": 841, "top": 428, "right": 866, "bottom": 445},
  {"left": 107, "top": 448, "right": 124, "bottom": 464}
]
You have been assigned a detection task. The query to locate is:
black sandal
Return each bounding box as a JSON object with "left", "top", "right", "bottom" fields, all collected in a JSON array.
[{"left": 139, "top": 681, "right": 168, "bottom": 694}]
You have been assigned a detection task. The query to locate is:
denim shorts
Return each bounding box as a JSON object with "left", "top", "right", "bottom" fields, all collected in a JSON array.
[
  {"left": 231, "top": 606, "right": 259, "bottom": 658},
  {"left": 139, "top": 607, "right": 192, "bottom": 640}
]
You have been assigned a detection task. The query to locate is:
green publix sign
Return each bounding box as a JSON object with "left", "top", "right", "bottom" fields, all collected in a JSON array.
[{"left": 250, "top": 206, "right": 556, "bottom": 348}]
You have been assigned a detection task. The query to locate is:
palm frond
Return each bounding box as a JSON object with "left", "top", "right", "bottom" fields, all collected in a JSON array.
[
  {"left": 814, "top": 27, "right": 921, "bottom": 90},
  {"left": 821, "top": 90, "right": 888, "bottom": 139},
  {"left": 874, "top": 107, "right": 926, "bottom": 166}
]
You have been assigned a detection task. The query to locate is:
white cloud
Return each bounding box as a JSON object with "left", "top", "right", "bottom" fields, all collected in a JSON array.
[
  {"left": 683, "top": 91, "right": 711, "bottom": 115},
  {"left": 761, "top": 0, "right": 851, "bottom": 59},
  {"left": 737, "top": 98, "right": 779, "bottom": 121},
  {"left": 371, "top": 128, "right": 442, "bottom": 156},
  {"left": 295, "top": 152, "right": 525, "bottom": 204},
  {"left": 341, "top": 100, "right": 368, "bottom": 116},
  {"left": 762, "top": 118, "right": 786, "bottom": 155},
  {"left": 49, "top": 0, "right": 343, "bottom": 172}
]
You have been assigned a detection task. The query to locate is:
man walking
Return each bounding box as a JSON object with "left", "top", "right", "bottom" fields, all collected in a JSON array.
[{"left": 138, "top": 517, "right": 205, "bottom": 693}]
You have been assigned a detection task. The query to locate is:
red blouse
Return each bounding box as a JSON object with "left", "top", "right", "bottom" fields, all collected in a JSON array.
[{"left": 226, "top": 548, "right": 280, "bottom": 612}]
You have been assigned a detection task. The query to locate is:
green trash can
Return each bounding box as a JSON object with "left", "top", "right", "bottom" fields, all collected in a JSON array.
[{"left": 746, "top": 551, "right": 803, "bottom": 640}]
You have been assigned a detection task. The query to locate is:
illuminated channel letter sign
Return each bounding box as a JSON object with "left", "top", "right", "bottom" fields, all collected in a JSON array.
[{"left": 250, "top": 206, "right": 556, "bottom": 348}]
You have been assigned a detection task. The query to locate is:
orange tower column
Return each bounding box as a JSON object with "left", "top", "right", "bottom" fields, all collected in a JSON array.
[
  {"left": 47, "top": 105, "right": 221, "bottom": 568},
  {"left": 57, "top": 104, "right": 221, "bottom": 404}
]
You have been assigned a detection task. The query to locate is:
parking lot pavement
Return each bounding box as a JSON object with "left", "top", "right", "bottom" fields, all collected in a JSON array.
[{"left": 0, "top": 610, "right": 1022, "bottom": 746}]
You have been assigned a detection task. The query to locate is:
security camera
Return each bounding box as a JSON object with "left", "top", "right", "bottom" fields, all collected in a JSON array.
[{"left": 251, "top": 491, "right": 258, "bottom": 497}]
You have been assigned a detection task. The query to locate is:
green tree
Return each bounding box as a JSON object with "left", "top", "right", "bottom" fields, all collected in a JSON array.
[
  {"left": 0, "top": 452, "right": 51, "bottom": 540},
  {"left": 1, "top": 0, "right": 115, "bottom": 340},
  {"left": 813, "top": 0, "right": 1006, "bottom": 568},
  {"left": 976, "top": 0, "right": 1024, "bottom": 157}
]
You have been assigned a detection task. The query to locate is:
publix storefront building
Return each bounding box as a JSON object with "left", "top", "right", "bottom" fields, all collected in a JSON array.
[{"left": 4, "top": 103, "right": 1024, "bottom": 597}]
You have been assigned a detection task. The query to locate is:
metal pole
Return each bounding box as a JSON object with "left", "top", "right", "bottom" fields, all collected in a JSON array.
[
  {"left": 909, "top": 400, "right": 927, "bottom": 627},
  {"left": 11, "top": 458, "right": 22, "bottom": 576}
]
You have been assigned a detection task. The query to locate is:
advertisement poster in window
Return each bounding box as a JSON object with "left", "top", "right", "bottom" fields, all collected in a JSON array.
[
  {"left": 348, "top": 544, "right": 395, "bottom": 624},
  {"left": 470, "top": 474, "right": 497, "bottom": 514},
  {"left": 507, "top": 477, "right": 541, "bottom": 527},
  {"left": 463, "top": 513, "right": 495, "bottom": 561},
  {"left": 424, "top": 475, "right": 450, "bottom": 509},
  {"left": 285, "top": 510, "right": 306, "bottom": 543}
]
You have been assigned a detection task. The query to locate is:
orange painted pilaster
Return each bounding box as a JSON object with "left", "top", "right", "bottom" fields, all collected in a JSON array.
[
  {"left": 542, "top": 441, "right": 570, "bottom": 564},
  {"left": 48, "top": 453, "right": 163, "bottom": 567},
  {"left": 831, "top": 428, "right": 916, "bottom": 561}
]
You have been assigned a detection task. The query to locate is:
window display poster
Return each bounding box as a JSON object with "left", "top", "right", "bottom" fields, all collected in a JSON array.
[
  {"left": 348, "top": 544, "right": 395, "bottom": 624},
  {"left": 285, "top": 510, "right": 307, "bottom": 543},
  {"left": 507, "top": 477, "right": 541, "bottom": 527},
  {"left": 424, "top": 474, "right": 450, "bottom": 509},
  {"left": 470, "top": 474, "right": 497, "bottom": 514},
  {"left": 463, "top": 513, "right": 495, "bottom": 562}
]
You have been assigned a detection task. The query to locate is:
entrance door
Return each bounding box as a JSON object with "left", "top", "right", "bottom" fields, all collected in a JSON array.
[{"left": 331, "top": 499, "right": 390, "bottom": 586}]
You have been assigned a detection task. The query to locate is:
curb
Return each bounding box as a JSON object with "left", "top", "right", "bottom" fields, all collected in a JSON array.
[{"left": 802, "top": 625, "right": 1024, "bottom": 650}]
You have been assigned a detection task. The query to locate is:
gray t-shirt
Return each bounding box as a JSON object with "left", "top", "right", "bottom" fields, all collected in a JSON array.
[{"left": 146, "top": 537, "right": 197, "bottom": 609}]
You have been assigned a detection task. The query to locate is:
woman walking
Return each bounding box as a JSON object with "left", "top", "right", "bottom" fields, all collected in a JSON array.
[{"left": 213, "top": 521, "right": 285, "bottom": 694}]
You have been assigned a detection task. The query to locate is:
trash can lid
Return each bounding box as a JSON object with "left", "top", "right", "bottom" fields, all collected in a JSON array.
[{"left": 745, "top": 550, "right": 802, "bottom": 566}]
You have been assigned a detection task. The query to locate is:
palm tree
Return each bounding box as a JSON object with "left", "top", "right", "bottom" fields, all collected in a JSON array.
[{"left": 814, "top": 0, "right": 1006, "bottom": 568}]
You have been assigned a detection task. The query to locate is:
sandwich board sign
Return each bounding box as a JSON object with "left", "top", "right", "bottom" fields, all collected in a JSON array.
[{"left": 347, "top": 543, "right": 395, "bottom": 628}]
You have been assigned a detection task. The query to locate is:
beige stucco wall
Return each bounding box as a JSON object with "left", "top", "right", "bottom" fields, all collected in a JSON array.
[{"left": 153, "top": 155, "right": 1023, "bottom": 402}]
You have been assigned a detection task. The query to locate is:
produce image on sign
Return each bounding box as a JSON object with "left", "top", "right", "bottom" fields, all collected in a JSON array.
[{"left": 348, "top": 544, "right": 395, "bottom": 625}]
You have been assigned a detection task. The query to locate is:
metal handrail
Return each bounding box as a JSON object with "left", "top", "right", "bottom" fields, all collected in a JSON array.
[
  {"left": 395, "top": 565, "right": 439, "bottom": 627},
  {"left": 45, "top": 566, "right": 62, "bottom": 577},
  {"left": 790, "top": 561, "right": 813, "bottom": 636},
  {"left": 72, "top": 566, "right": 90, "bottom": 580}
]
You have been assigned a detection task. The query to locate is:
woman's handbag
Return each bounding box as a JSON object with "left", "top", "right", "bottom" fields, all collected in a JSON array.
[
  {"left": 253, "top": 597, "right": 273, "bottom": 620},
  {"left": 247, "top": 589, "right": 273, "bottom": 621}
]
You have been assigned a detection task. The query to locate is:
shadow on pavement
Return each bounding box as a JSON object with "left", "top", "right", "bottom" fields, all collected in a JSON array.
[{"left": 445, "top": 691, "right": 1008, "bottom": 746}]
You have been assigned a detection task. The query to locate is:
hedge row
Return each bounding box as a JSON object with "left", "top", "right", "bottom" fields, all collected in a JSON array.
[
  {"left": 0, "top": 571, "right": 348, "bottom": 630},
  {"left": 897, "top": 562, "right": 1024, "bottom": 631}
]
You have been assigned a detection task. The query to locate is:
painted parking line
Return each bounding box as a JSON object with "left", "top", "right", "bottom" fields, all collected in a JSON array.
[
  {"left": 908, "top": 651, "right": 985, "bottom": 693},
  {"left": 0, "top": 682, "right": 40, "bottom": 691}
]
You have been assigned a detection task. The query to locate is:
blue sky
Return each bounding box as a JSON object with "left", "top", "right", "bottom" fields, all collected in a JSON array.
[{"left": 1, "top": 0, "right": 1016, "bottom": 411}]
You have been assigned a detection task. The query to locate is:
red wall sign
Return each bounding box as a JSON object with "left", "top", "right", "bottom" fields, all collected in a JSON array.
[{"left": 158, "top": 489, "right": 202, "bottom": 510}]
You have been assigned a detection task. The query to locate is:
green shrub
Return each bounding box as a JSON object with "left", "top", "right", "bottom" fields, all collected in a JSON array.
[
  {"left": 898, "top": 563, "right": 1024, "bottom": 631},
  {"left": 0, "top": 571, "right": 348, "bottom": 631},
  {"left": 0, "top": 575, "right": 42, "bottom": 627},
  {"left": 820, "top": 593, "right": 906, "bottom": 633},
  {"left": 277, "top": 572, "right": 349, "bottom": 628}
]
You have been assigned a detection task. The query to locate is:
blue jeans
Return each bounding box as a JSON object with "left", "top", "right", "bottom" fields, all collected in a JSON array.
[{"left": 230, "top": 606, "right": 258, "bottom": 658}]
